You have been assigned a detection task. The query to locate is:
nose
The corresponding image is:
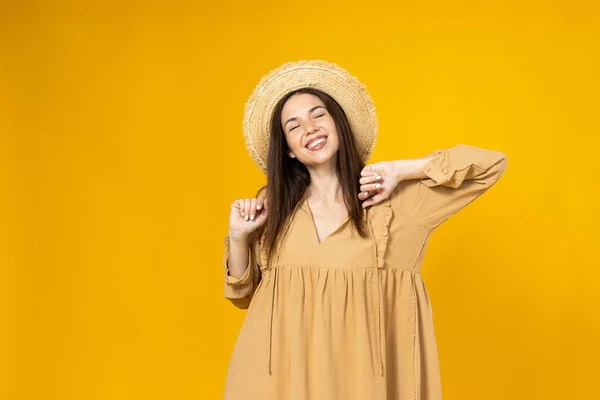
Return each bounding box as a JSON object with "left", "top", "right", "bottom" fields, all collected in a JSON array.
[{"left": 306, "top": 124, "right": 318, "bottom": 134}]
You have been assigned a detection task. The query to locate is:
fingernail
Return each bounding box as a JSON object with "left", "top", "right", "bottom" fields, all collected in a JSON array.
[
  {"left": 376, "top": 183, "right": 381, "bottom": 188},
  {"left": 250, "top": 214, "right": 254, "bottom": 220},
  {"left": 257, "top": 205, "right": 261, "bottom": 210},
  {"left": 245, "top": 215, "right": 248, "bottom": 220}
]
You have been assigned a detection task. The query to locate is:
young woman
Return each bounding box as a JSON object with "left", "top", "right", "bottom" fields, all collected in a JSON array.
[{"left": 222, "top": 60, "right": 508, "bottom": 400}]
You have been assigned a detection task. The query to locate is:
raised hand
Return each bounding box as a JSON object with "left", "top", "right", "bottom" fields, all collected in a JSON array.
[
  {"left": 228, "top": 194, "right": 269, "bottom": 241},
  {"left": 358, "top": 161, "right": 401, "bottom": 208}
]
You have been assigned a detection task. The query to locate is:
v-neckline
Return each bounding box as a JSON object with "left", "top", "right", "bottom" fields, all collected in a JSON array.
[{"left": 300, "top": 194, "right": 350, "bottom": 245}]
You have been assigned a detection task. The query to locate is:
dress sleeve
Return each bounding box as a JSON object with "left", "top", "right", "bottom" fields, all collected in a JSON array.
[
  {"left": 390, "top": 144, "right": 508, "bottom": 229},
  {"left": 222, "top": 235, "right": 261, "bottom": 309}
]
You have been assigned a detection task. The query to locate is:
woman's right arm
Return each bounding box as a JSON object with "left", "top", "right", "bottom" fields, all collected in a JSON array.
[
  {"left": 222, "top": 192, "right": 268, "bottom": 309},
  {"left": 223, "top": 234, "right": 259, "bottom": 309},
  {"left": 226, "top": 232, "right": 251, "bottom": 279}
]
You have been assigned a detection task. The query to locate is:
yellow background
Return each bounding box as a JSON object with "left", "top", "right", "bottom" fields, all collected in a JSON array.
[{"left": 1, "top": 0, "right": 599, "bottom": 399}]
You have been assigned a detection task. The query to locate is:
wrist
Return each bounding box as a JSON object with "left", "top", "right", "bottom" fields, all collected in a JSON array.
[
  {"left": 392, "top": 158, "right": 429, "bottom": 181},
  {"left": 391, "top": 159, "right": 410, "bottom": 182},
  {"left": 228, "top": 230, "right": 250, "bottom": 244}
]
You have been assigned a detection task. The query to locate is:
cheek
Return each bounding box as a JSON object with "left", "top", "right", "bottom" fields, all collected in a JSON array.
[
  {"left": 326, "top": 122, "right": 339, "bottom": 141},
  {"left": 287, "top": 135, "right": 303, "bottom": 150},
  {"left": 325, "top": 119, "right": 338, "bottom": 134}
]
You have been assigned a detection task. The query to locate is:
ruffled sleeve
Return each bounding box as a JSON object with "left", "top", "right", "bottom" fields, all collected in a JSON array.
[
  {"left": 223, "top": 236, "right": 262, "bottom": 309},
  {"left": 390, "top": 144, "right": 508, "bottom": 229}
]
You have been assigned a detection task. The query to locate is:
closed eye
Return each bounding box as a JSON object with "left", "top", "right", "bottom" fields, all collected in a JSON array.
[{"left": 289, "top": 114, "right": 325, "bottom": 131}]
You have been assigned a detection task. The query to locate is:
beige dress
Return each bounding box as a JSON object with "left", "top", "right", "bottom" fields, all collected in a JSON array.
[{"left": 222, "top": 144, "right": 508, "bottom": 400}]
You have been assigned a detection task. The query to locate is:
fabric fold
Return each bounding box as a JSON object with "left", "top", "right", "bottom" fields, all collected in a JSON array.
[
  {"left": 369, "top": 200, "right": 393, "bottom": 376},
  {"left": 420, "top": 144, "right": 507, "bottom": 189},
  {"left": 266, "top": 242, "right": 281, "bottom": 375}
]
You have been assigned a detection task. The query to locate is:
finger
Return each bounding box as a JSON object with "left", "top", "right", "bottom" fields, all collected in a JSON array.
[
  {"left": 256, "top": 195, "right": 265, "bottom": 211},
  {"left": 359, "top": 174, "right": 382, "bottom": 185},
  {"left": 361, "top": 166, "right": 381, "bottom": 177},
  {"left": 250, "top": 198, "right": 258, "bottom": 220},
  {"left": 237, "top": 199, "right": 244, "bottom": 216},
  {"left": 360, "top": 182, "right": 382, "bottom": 192},
  {"left": 362, "top": 192, "right": 389, "bottom": 208},
  {"left": 257, "top": 198, "right": 268, "bottom": 216},
  {"left": 244, "top": 198, "right": 251, "bottom": 220},
  {"left": 360, "top": 166, "right": 373, "bottom": 176},
  {"left": 263, "top": 197, "right": 269, "bottom": 211},
  {"left": 358, "top": 188, "right": 380, "bottom": 200}
]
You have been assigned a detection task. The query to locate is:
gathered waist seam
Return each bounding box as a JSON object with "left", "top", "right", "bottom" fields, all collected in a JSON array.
[{"left": 261, "top": 264, "right": 420, "bottom": 273}]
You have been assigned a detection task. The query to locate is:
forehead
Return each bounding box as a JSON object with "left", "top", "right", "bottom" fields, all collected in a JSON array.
[{"left": 281, "top": 93, "right": 325, "bottom": 117}]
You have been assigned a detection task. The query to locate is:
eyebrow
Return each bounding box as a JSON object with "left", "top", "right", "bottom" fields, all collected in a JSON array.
[{"left": 284, "top": 105, "right": 326, "bottom": 128}]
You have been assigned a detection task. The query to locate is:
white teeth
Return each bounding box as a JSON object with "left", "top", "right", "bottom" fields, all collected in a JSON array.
[{"left": 307, "top": 137, "right": 326, "bottom": 149}]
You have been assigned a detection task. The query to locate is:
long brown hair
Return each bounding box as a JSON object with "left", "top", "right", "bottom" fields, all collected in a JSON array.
[{"left": 248, "top": 87, "right": 370, "bottom": 268}]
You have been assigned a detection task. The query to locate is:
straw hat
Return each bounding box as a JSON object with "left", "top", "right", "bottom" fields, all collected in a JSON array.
[{"left": 242, "top": 60, "right": 378, "bottom": 173}]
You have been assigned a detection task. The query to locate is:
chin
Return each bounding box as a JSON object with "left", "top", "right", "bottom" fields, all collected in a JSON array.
[{"left": 303, "top": 153, "right": 338, "bottom": 167}]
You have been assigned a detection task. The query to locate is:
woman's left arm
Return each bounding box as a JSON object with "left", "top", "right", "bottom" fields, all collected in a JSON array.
[{"left": 361, "top": 144, "right": 508, "bottom": 229}]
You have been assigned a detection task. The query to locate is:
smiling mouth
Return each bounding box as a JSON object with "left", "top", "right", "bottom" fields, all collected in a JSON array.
[{"left": 305, "top": 136, "right": 328, "bottom": 149}]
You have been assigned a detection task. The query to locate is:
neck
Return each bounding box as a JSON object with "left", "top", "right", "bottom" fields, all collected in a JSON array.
[{"left": 305, "top": 166, "right": 343, "bottom": 204}]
